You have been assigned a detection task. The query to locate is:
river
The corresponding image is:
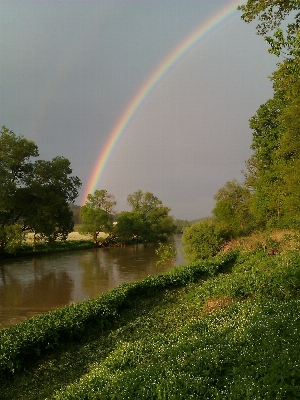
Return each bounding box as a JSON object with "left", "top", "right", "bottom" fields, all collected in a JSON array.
[{"left": 0, "top": 235, "right": 186, "bottom": 329}]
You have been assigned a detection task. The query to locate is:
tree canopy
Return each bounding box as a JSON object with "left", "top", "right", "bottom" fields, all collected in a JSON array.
[
  {"left": 125, "top": 190, "right": 176, "bottom": 242},
  {"left": 239, "top": 0, "right": 300, "bottom": 35},
  {"left": 213, "top": 179, "right": 254, "bottom": 238},
  {"left": 115, "top": 211, "right": 148, "bottom": 244},
  {"left": 240, "top": 1, "right": 300, "bottom": 229},
  {"left": 239, "top": 0, "right": 300, "bottom": 57},
  {"left": 0, "top": 126, "right": 81, "bottom": 252},
  {"left": 79, "top": 190, "right": 176, "bottom": 245},
  {"left": 79, "top": 190, "right": 116, "bottom": 243}
]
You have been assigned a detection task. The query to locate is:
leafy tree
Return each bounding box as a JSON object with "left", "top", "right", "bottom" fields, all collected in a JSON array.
[
  {"left": 246, "top": 102, "right": 286, "bottom": 227},
  {"left": 239, "top": 1, "right": 299, "bottom": 31},
  {"left": 239, "top": 0, "right": 300, "bottom": 57},
  {"left": 79, "top": 190, "right": 116, "bottom": 243},
  {"left": 240, "top": 1, "right": 300, "bottom": 229},
  {"left": 127, "top": 190, "right": 176, "bottom": 242},
  {"left": 182, "top": 219, "right": 223, "bottom": 262},
  {"left": 24, "top": 158, "right": 79, "bottom": 243},
  {"left": 0, "top": 126, "right": 81, "bottom": 252},
  {"left": 115, "top": 211, "right": 148, "bottom": 244},
  {"left": 249, "top": 96, "right": 283, "bottom": 168},
  {"left": 83, "top": 189, "right": 116, "bottom": 213},
  {"left": 243, "top": 96, "right": 284, "bottom": 226},
  {"left": 213, "top": 179, "right": 255, "bottom": 238}
]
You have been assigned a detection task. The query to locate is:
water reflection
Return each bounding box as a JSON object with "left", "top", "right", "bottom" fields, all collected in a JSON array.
[
  {"left": 0, "top": 235, "right": 185, "bottom": 328},
  {"left": 0, "top": 265, "right": 74, "bottom": 328}
]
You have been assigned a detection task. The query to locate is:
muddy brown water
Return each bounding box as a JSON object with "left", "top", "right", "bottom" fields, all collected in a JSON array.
[{"left": 0, "top": 235, "right": 186, "bottom": 329}]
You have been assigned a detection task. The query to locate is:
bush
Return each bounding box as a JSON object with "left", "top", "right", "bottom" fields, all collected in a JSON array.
[{"left": 182, "top": 219, "right": 224, "bottom": 262}]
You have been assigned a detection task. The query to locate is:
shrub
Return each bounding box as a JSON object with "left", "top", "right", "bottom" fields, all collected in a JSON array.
[
  {"left": 155, "top": 243, "right": 176, "bottom": 268},
  {"left": 182, "top": 219, "right": 224, "bottom": 262}
]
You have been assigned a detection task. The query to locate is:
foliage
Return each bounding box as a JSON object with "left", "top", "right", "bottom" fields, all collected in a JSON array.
[
  {"left": 82, "top": 190, "right": 116, "bottom": 213},
  {"left": 188, "top": 250, "right": 300, "bottom": 303},
  {"left": 238, "top": 0, "right": 300, "bottom": 56},
  {"left": 238, "top": 0, "right": 300, "bottom": 35},
  {"left": 155, "top": 242, "right": 176, "bottom": 268},
  {"left": 251, "top": 62, "right": 300, "bottom": 228},
  {"left": 239, "top": 2, "right": 300, "bottom": 230},
  {"left": 0, "top": 126, "right": 81, "bottom": 253},
  {"left": 52, "top": 250, "right": 300, "bottom": 399},
  {"left": 0, "top": 224, "right": 25, "bottom": 254},
  {"left": 126, "top": 190, "right": 176, "bottom": 242},
  {"left": 174, "top": 219, "right": 190, "bottom": 233},
  {"left": 79, "top": 190, "right": 116, "bottom": 243},
  {"left": 182, "top": 219, "right": 224, "bottom": 262},
  {"left": 114, "top": 211, "right": 148, "bottom": 244},
  {"left": 213, "top": 179, "right": 255, "bottom": 238}
]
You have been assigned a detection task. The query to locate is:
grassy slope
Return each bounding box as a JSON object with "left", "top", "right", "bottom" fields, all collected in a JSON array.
[{"left": 2, "top": 249, "right": 300, "bottom": 399}]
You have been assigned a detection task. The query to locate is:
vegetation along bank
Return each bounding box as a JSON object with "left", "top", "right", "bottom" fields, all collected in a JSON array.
[{"left": 1, "top": 247, "right": 300, "bottom": 399}]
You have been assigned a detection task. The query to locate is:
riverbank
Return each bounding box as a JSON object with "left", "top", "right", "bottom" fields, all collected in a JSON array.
[
  {"left": 0, "top": 231, "right": 110, "bottom": 260},
  {"left": 0, "top": 238, "right": 97, "bottom": 260},
  {"left": 0, "top": 238, "right": 184, "bottom": 329},
  {"left": 1, "top": 249, "right": 300, "bottom": 398},
  {"left": 0, "top": 230, "right": 160, "bottom": 260}
]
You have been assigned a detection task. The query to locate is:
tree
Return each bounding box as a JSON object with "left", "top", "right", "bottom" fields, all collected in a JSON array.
[
  {"left": 115, "top": 211, "right": 148, "bottom": 244},
  {"left": 182, "top": 219, "right": 223, "bottom": 262},
  {"left": 127, "top": 190, "right": 176, "bottom": 242},
  {"left": 79, "top": 190, "right": 116, "bottom": 243},
  {"left": 174, "top": 219, "right": 190, "bottom": 233},
  {"left": 0, "top": 126, "right": 81, "bottom": 252},
  {"left": 239, "top": 1, "right": 300, "bottom": 32},
  {"left": 243, "top": 96, "right": 285, "bottom": 227},
  {"left": 83, "top": 189, "right": 116, "bottom": 213},
  {"left": 213, "top": 179, "right": 255, "bottom": 238},
  {"left": 244, "top": 52, "right": 300, "bottom": 228},
  {"left": 240, "top": 2, "right": 300, "bottom": 229},
  {"left": 238, "top": 1, "right": 300, "bottom": 66}
]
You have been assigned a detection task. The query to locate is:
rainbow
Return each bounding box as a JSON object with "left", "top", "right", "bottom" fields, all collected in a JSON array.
[{"left": 83, "top": 0, "right": 243, "bottom": 202}]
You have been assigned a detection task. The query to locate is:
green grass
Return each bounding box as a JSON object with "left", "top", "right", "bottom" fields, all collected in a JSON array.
[{"left": 1, "top": 250, "right": 300, "bottom": 399}]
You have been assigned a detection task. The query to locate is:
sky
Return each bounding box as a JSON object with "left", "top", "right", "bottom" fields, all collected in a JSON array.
[{"left": 1, "top": 1, "right": 278, "bottom": 220}]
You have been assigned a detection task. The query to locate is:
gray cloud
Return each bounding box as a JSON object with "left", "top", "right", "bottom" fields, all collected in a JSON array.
[{"left": 1, "top": 1, "right": 277, "bottom": 220}]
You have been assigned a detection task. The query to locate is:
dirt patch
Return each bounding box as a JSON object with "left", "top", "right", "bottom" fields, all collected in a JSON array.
[{"left": 203, "top": 296, "right": 233, "bottom": 314}]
